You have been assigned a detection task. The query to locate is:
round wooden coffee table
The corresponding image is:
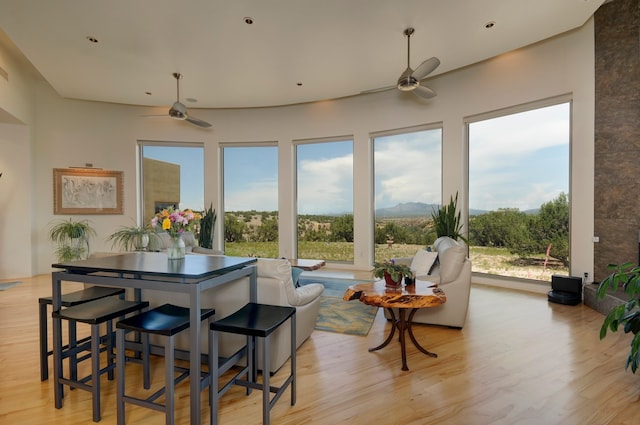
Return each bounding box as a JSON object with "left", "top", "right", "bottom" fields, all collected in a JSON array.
[{"left": 343, "top": 280, "right": 446, "bottom": 371}]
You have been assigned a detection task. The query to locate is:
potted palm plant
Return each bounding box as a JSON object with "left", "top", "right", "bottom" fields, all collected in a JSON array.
[
  {"left": 107, "top": 223, "right": 161, "bottom": 251},
  {"left": 431, "top": 192, "right": 468, "bottom": 244},
  {"left": 597, "top": 262, "right": 640, "bottom": 373},
  {"left": 48, "top": 218, "right": 96, "bottom": 261}
]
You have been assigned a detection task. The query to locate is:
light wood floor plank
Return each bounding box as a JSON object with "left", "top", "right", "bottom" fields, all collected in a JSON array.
[{"left": 0, "top": 274, "right": 639, "bottom": 424}]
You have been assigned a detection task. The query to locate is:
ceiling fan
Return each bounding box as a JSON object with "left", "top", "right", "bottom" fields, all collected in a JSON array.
[
  {"left": 147, "top": 73, "right": 212, "bottom": 128},
  {"left": 362, "top": 28, "right": 440, "bottom": 99}
]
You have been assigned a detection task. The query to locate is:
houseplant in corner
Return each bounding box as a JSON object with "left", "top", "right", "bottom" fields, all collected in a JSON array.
[
  {"left": 197, "top": 203, "right": 217, "bottom": 249},
  {"left": 107, "top": 222, "right": 161, "bottom": 251},
  {"left": 373, "top": 259, "right": 412, "bottom": 288},
  {"left": 597, "top": 262, "right": 640, "bottom": 373},
  {"left": 48, "top": 218, "right": 96, "bottom": 261},
  {"left": 431, "top": 192, "right": 468, "bottom": 244}
]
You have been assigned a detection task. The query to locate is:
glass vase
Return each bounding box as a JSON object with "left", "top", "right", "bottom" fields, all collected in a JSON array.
[{"left": 166, "top": 234, "right": 185, "bottom": 260}]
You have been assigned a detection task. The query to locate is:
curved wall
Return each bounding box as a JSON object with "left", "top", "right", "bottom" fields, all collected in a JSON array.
[{"left": 4, "top": 20, "right": 595, "bottom": 282}]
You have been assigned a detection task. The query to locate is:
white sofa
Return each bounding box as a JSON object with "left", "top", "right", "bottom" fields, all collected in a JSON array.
[
  {"left": 141, "top": 256, "right": 324, "bottom": 372},
  {"left": 385, "top": 236, "right": 472, "bottom": 328}
]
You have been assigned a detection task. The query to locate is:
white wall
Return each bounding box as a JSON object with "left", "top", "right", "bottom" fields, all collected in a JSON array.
[
  {"left": 2, "top": 20, "right": 595, "bottom": 283},
  {"left": 0, "top": 33, "right": 36, "bottom": 278}
]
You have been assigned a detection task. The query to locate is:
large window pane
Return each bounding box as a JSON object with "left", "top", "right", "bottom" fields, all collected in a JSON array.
[
  {"left": 296, "top": 139, "right": 353, "bottom": 262},
  {"left": 140, "top": 143, "right": 204, "bottom": 226},
  {"left": 373, "top": 128, "right": 442, "bottom": 262},
  {"left": 468, "top": 101, "right": 570, "bottom": 282},
  {"left": 223, "top": 145, "right": 278, "bottom": 257}
]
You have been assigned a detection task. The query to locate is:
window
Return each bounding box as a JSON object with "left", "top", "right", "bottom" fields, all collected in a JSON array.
[
  {"left": 139, "top": 142, "right": 204, "bottom": 226},
  {"left": 296, "top": 139, "right": 354, "bottom": 262},
  {"left": 222, "top": 144, "right": 278, "bottom": 257},
  {"left": 467, "top": 100, "right": 570, "bottom": 282},
  {"left": 373, "top": 127, "right": 442, "bottom": 262}
]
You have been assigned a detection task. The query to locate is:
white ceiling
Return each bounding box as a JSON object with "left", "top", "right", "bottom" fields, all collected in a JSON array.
[{"left": 0, "top": 0, "right": 605, "bottom": 109}]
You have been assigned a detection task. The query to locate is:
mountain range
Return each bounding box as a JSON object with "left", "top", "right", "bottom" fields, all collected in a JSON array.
[{"left": 374, "top": 202, "right": 532, "bottom": 218}]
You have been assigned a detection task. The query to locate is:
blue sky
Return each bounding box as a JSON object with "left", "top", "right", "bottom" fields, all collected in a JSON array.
[
  {"left": 144, "top": 102, "right": 569, "bottom": 214},
  {"left": 468, "top": 102, "right": 570, "bottom": 211}
]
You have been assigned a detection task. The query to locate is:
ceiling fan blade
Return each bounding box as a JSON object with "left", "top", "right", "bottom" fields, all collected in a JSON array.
[
  {"left": 186, "top": 116, "right": 212, "bottom": 128},
  {"left": 360, "top": 85, "right": 396, "bottom": 95},
  {"left": 413, "top": 85, "right": 437, "bottom": 99},
  {"left": 412, "top": 57, "right": 440, "bottom": 81}
]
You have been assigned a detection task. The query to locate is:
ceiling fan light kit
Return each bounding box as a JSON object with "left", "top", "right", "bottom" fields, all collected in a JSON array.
[{"left": 149, "top": 72, "right": 212, "bottom": 128}]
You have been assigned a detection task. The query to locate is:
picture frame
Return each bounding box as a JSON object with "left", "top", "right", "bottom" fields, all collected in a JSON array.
[{"left": 53, "top": 168, "right": 123, "bottom": 214}]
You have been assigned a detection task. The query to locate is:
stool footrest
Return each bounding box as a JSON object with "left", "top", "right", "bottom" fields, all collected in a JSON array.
[
  {"left": 209, "top": 302, "right": 297, "bottom": 425},
  {"left": 116, "top": 303, "right": 214, "bottom": 425}
]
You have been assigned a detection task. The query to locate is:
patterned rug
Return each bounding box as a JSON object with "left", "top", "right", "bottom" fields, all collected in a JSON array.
[
  {"left": 0, "top": 281, "right": 21, "bottom": 291},
  {"left": 299, "top": 277, "right": 377, "bottom": 336}
]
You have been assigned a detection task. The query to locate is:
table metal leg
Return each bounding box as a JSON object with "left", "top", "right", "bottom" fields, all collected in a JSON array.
[
  {"left": 189, "top": 288, "right": 202, "bottom": 425},
  {"left": 369, "top": 308, "right": 397, "bottom": 352},
  {"left": 407, "top": 308, "right": 438, "bottom": 358},
  {"left": 52, "top": 273, "right": 63, "bottom": 408},
  {"left": 398, "top": 309, "right": 409, "bottom": 371},
  {"left": 371, "top": 307, "right": 437, "bottom": 371}
]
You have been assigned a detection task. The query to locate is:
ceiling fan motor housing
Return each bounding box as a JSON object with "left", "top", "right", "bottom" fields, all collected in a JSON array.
[
  {"left": 397, "top": 68, "right": 419, "bottom": 91},
  {"left": 169, "top": 101, "right": 187, "bottom": 120}
]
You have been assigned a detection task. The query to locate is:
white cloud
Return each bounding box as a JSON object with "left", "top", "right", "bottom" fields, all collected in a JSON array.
[
  {"left": 298, "top": 154, "right": 353, "bottom": 214},
  {"left": 225, "top": 178, "right": 278, "bottom": 212}
]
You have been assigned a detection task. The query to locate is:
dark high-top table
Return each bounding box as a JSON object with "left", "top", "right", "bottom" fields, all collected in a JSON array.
[{"left": 51, "top": 252, "right": 257, "bottom": 425}]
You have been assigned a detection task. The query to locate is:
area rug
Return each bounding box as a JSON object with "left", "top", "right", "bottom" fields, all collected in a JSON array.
[
  {"left": 299, "top": 277, "right": 377, "bottom": 336},
  {"left": 0, "top": 281, "right": 22, "bottom": 291}
]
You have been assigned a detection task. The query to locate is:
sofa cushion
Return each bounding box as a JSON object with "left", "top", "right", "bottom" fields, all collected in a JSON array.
[
  {"left": 410, "top": 249, "right": 438, "bottom": 276},
  {"left": 434, "top": 236, "right": 466, "bottom": 284},
  {"left": 257, "top": 258, "right": 324, "bottom": 306},
  {"left": 257, "top": 258, "right": 291, "bottom": 281}
]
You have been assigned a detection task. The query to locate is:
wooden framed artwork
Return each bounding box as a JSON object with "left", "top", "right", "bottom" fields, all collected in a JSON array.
[{"left": 53, "top": 168, "right": 123, "bottom": 214}]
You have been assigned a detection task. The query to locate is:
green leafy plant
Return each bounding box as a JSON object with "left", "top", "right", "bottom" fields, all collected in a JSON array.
[
  {"left": 107, "top": 223, "right": 161, "bottom": 251},
  {"left": 373, "top": 259, "right": 412, "bottom": 282},
  {"left": 198, "top": 204, "right": 217, "bottom": 249},
  {"left": 431, "top": 192, "right": 468, "bottom": 244},
  {"left": 48, "top": 218, "right": 96, "bottom": 262},
  {"left": 597, "top": 262, "right": 640, "bottom": 373}
]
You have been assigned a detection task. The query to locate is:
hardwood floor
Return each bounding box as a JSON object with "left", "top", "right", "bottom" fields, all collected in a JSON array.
[{"left": 1, "top": 273, "right": 639, "bottom": 425}]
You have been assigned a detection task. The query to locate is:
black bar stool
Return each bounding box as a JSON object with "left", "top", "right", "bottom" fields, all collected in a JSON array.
[
  {"left": 39, "top": 286, "right": 125, "bottom": 381},
  {"left": 115, "top": 303, "right": 215, "bottom": 425},
  {"left": 52, "top": 297, "right": 149, "bottom": 422},
  {"left": 209, "top": 303, "right": 296, "bottom": 425}
]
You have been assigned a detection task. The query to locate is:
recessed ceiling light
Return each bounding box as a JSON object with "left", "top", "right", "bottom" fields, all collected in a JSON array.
[
  {"left": 244, "top": 17, "right": 254, "bottom": 25},
  {"left": 485, "top": 21, "right": 496, "bottom": 29},
  {"left": 86, "top": 36, "right": 99, "bottom": 43}
]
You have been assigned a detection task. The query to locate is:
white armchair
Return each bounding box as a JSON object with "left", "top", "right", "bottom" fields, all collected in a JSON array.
[{"left": 385, "top": 236, "right": 471, "bottom": 328}]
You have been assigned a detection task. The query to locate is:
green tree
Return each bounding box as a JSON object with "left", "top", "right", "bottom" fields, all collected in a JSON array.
[
  {"left": 254, "top": 216, "right": 279, "bottom": 242},
  {"left": 469, "top": 208, "right": 529, "bottom": 247},
  {"left": 330, "top": 214, "right": 354, "bottom": 242},
  {"left": 509, "top": 193, "right": 569, "bottom": 266},
  {"left": 224, "top": 213, "right": 246, "bottom": 242},
  {"left": 375, "top": 222, "right": 409, "bottom": 244}
]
